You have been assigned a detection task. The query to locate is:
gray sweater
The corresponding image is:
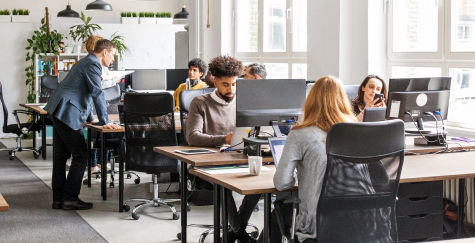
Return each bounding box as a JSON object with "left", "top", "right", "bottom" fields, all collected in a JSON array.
[
  {"left": 186, "top": 93, "right": 235, "bottom": 147},
  {"left": 274, "top": 126, "right": 327, "bottom": 242}
]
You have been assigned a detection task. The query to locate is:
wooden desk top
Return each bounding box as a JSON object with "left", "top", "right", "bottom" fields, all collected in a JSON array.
[
  {"left": 189, "top": 151, "right": 475, "bottom": 195},
  {"left": 405, "top": 136, "right": 475, "bottom": 154},
  {"left": 20, "top": 104, "right": 47, "bottom": 115},
  {"left": 154, "top": 146, "right": 273, "bottom": 167},
  {"left": 0, "top": 192, "right": 9, "bottom": 212}
]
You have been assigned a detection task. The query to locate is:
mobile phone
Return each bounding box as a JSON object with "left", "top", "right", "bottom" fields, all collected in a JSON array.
[{"left": 373, "top": 93, "right": 384, "bottom": 105}]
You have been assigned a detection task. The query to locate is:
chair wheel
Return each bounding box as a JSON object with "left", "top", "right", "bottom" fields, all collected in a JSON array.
[
  {"left": 176, "top": 233, "right": 181, "bottom": 240},
  {"left": 132, "top": 212, "right": 140, "bottom": 220},
  {"left": 33, "top": 151, "right": 40, "bottom": 158},
  {"left": 126, "top": 174, "right": 132, "bottom": 179},
  {"left": 9, "top": 156, "right": 14, "bottom": 160},
  {"left": 122, "top": 204, "right": 130, "bottom": 212},
  {"left": 134, "top": 178, "right": 140, "bottom": 184},
  {"left": 250, "top": 230, "right": 259, "bottom": 239},
  {"left": 172, "top": 213, "right": 179, "bottom": 220},
  {"left": 186, "top": 204, "right": 191, "bottom": 212},
  {"left": 109, "top": 182, "right": 114, "bottom": 188},
  {"left": 82, "top": 179, "right": 88, "bottom": 185}
]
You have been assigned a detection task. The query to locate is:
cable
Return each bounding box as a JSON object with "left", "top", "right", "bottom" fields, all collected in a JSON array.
[{"left": 406, "top": 112, "right": 438, "bottom": 144}]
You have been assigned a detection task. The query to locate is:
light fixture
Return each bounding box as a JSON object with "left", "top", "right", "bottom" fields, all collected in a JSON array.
[
  {"left": 57, "top": 2, "right": 79, "bottom": 18},
  {"left": 86, "top": 0, "right": 113, "bottom": 11},
  {"left": 173, "top": 4, "right": 189, "bottom": 19}
]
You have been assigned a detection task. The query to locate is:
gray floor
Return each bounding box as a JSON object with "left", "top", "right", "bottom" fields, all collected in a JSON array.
[{"left": 0, "top": 138, "right": 265, "bottom": 243}]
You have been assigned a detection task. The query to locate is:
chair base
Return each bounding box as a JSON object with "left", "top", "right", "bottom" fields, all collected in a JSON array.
[
  {"left": 176, "top": 224, "right": 259, "bottom": 243},
  {"left": 124, "top": 197, "right": 180, "bottom": 220},
  {"left": 0, "top": 136, "right": 40, "bottom": 160}
]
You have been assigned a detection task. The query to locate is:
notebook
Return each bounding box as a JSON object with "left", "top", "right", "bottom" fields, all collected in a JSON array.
[{"left": 268, "top": 137, "right": 286, "bottom": 167}]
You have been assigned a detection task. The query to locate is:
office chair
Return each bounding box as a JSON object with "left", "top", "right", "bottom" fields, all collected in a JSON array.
[
  {"left": 39, "top": 75, "right": 59, "bottom": 103},
  {"left": 344, "top": 84, "right": 360, "bottom": 101},
  {"left": 178, "top": 88, "right": 215, "bottom": 145},
  {"left": 122, "top": 92, "right": 180, "bottom": 220},
  {"left": 0, "top": 81, "right": 40, "bottom": 160},
  {"left": 317, "top": 120, "right": 405, "bottom": 243}
]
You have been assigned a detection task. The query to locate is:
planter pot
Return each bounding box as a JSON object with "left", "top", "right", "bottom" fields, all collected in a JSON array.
[
  {"left": 11, "top": 15, "right": 30, "bottom": 23},
  {"left": 64, "top": 46, "right": 73, "bottom": 54},
  {"left": 156, "top": 18, "right": 173, "bottom": 25},
  {"left": 0, "top": 15, "right": 11, "bottom": 22},
  {"left": 139, "top": 17, "right": 156, "bottom": 24},
  {"left": 121, "top": 17, "right": 138, "bottom": 24}
]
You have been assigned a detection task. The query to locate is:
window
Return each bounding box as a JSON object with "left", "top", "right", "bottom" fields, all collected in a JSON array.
[
  {"left": 389, "top": 0, "right": 475, "bottom": 127},
  {"left": 234, "top": 0, "right": 307, "bottom": 79}
]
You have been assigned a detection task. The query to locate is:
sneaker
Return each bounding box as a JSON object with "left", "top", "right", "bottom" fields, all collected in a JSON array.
[{"left": 91, "top": 166, "right": 100, "bottom": 173}]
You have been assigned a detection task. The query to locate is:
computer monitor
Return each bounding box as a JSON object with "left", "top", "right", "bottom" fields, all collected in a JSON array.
[
  {"left": 166, "top": 69, "right": 188, "bottom": 90},
  {"left": 386, "top": 77, "right": 451, "bottom": 132},
  {"left": 236, "top": 79, "right": 306, "bottom": 128}
]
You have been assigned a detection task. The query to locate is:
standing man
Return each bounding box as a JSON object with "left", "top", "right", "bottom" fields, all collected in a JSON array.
[
  {"left": 186, "top": 56, "right": 258, "bottom": 242},
  {"left": 44, "top": 39, "right": 121, "bottom": 210},
  {"left": 173, "top": 58, "right": 209, "bottom": 112}
]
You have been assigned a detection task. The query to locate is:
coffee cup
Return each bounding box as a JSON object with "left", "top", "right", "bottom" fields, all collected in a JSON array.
[{"left": 248, "top": 156, "right": 262, "bottom": 176}]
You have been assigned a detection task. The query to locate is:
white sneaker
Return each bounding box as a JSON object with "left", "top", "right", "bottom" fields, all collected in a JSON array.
[{"left": 91, "top": 166, "right": 100, "bottom": 173}]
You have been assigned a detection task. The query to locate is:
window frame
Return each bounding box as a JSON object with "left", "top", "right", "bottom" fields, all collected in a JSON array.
[{"left": 232, "top": 0, "right": 307, "bottom": 79}]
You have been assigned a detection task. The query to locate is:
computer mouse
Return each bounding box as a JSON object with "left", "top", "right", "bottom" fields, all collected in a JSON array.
[{"left": 219, "top": 145, "right": 231, "bottom": 152}]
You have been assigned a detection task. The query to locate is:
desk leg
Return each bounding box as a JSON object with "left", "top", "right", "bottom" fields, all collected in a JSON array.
[
  {"left": 41, "top": 114, "right": 46, "bottom": 160},
  {"left": 458, "top": 178, "right": 466, "bottom": 237},
  {"left": 101, "top": 132, "right": 107, "bottom": 200},
  {"left": 214, "top": 184, "right": 221, "bottom": 243},
  {"left": 119, "top": 142, "right": 124, "bottom": 212},
  {"left": 264, "top": 193, "right": 271, "bottom": 243},
  {"left": 87, "top": 128, "right": 92, "bottom": 188},
  {"left": 222, "top": 187, "right": 229, "bottom": 243},
  {"left": 180, "top": 161, "right": 188, "bottom": 243},
  {"left": 33, "top": 113, "right": 37, "bottom": 150}
]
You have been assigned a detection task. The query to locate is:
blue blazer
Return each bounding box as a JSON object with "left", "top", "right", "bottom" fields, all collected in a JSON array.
[{"left": 44, "top": 54, "right": 109, "bottom": 130}]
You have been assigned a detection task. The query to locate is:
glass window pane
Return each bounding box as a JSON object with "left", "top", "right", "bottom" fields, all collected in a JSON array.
[
  {"left": 263, "top": 63, "right": 288, "bottom": 78},
  {"left": 292, "top": 0, "right": 307, "bottom": 52},
  {"left": 451, "top": 0, "right": 475, "bottom": 52},
  {"left": 391, "top": 66, "right": 442, "bottom": 78},
  {"left": 292, "top": 63, "right": 307, "bottom": 79},
  {"left": 263, "top": 0, "right": 286, "bottom": 52},
  {"left": 236, "top": 0, "right": 258, "bottom": 52},
  {"left": 392, "top": 0, "right": 438, "bottom": 52},
  {"left": 449, "top": 68, "right": 475, "bottom": 125}
]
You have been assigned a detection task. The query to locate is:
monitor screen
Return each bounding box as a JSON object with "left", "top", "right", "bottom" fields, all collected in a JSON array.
[
  {"left": 166, "top": 69, "right": 188, "bottom": 90},
  {"left": 386, "top": 77, "right": 451, "bottom": 125},
  {"left": 236, "top": 79, "right": 306, "bottom": 127}
]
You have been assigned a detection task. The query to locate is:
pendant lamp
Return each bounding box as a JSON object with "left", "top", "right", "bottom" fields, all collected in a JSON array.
[
  {"left": 174, "top": 5, "right": 189, "bottom": 19},
  {"left": 57, "top": 3, "right": 79, "bottom": 17},
  {"left": 86, "top": 0, "right": 113, "bottom": 11}
]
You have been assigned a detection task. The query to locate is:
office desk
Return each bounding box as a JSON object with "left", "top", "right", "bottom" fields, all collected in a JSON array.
[
  {"left": 20, "top": 104, "right": 48, "bottom": 159},
  {"left": 0, "top": 192, "right": 8, "bottom": 212},
  {"left": 189, "top": 151, "right": 475, "bottom": 243},
  {"left": 153, "top": 146, "right": 272, "bottom": 243}
]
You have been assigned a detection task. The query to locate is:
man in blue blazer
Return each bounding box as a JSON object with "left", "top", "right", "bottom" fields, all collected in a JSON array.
[{"left": 44, "top": 39, "right": 122, "bottom": 210}]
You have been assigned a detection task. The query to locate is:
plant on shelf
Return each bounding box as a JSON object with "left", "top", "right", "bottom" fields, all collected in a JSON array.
[
  {"left": 24, "top": 9, "right": 63, "bottom": 103},
  {"left": 110, "top": 32, "right": 128, "bottom": 61},
  {"left": 132, "top": 12, "right": 137, "bottom": 17},
  {"left": 0, "top": 9, "right": 11, "bottom": 23},
  {"left": 120, "top": 12, "right": 126, "bottom": 18},
  {"left": 0, "top": 9, "right": 10, "bottom": 15},
  {"left": 69, "top": 12, "right": 102, "bottom": 52},
  {"left": 12, "top": 9, "right": 17, "bottom": 15},
  {"left": 139, "top": 12, "right": 145, "bottom": 18}
]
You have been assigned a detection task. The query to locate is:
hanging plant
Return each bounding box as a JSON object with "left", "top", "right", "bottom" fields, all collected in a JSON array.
[{"left": 24, "top": 7, "right": 63, "bottom": 103}]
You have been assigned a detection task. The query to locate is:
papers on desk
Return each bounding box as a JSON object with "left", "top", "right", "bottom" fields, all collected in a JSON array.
[
  {"left": 24, "top": 103, "right": 47, "bottom": 106},
  {"left": 197, "top": 165, "right": 271, "bottom": 175}
]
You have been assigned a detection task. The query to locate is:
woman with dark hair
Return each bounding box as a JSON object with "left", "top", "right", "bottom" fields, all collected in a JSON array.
[{"left": 352, "top": 74, "right": 388, "bottom": 121}]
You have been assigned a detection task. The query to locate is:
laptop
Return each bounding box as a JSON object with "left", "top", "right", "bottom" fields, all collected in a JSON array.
[
  {"left": 363, "top": 107, "right": 387, "bottom": 122},
  {"left": 228, "top": 127, "right": 252, "bottom": 150},
  {"left": 268, "top": 137, "right": 286, "bottom": 167}
]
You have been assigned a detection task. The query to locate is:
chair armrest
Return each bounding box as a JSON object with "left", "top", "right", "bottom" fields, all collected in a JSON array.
[{"left": 12, "top": 109, "right": 38, "bottom": 132}]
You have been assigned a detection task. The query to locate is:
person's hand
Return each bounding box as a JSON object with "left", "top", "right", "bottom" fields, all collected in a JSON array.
[
  {"left": 365, "top": 97, "right": 385, "bottom": 109},
  {"left": 225, "top": 133, "right": 233, "bottom": 145},
  {"left": 103, "top": 123, "right": 122, "bottom": 130}
]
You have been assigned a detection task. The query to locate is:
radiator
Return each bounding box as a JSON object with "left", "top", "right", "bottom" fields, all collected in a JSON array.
[{"left": 444, "top": 178, "right": 475, "bottom": 224}]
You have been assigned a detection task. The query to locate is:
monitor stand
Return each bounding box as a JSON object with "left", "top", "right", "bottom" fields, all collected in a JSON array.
[{"left": 408, "top": 117, "right": 447, "bottom": 146}]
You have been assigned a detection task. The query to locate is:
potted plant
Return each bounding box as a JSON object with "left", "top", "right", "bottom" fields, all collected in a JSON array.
[
  {"left": 12, "top": 9, "right": 30, "bottom": 23},
  {"left": 156, "top": 12, "right": 172, "bottom": 25},
  {"left": 0, "top": 9, "right": 11, "bottom": 22},
  {"left": 110, "top": 32, "right": 128, "bottom": 61},
  {"left": 139, "top": 11, "right": 155, "bottom": 24},
  {"left": 121, "top": 11, "right": 138, "bottom": 24},
  {"left": 69, "top": 12, "right": 102, "bottom": 53}
]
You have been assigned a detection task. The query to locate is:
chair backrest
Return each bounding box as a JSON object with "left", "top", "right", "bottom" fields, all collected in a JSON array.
[
  {"left": 40, "top": 75, "right": 59, "bottom": 103},
  {"left": 0, "top": 82, "right": 9, "bottom": 133},
  {"left": 344, "top": 84, "right": 360, "bottom": 101},
  {"left": 123, "top": 92, "right": 178, "bottom": 174},
  {"left": 103, "top": 84, "right": 121, "bottom": 114},
  {"left": 317, "top": 120, "right": 405, "bottom": 243},
  {"left": 179, "top": 88, "right": 215, "bottom": 145}
]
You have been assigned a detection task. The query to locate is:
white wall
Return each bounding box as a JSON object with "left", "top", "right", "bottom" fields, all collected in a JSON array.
[{"left": 0, "top": 0, "right": 181, "bottom": 137}]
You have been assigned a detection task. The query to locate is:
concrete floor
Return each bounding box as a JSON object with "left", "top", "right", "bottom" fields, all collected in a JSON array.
[{"left": 1, "top": 138, "right": 265, "bottom": 243}]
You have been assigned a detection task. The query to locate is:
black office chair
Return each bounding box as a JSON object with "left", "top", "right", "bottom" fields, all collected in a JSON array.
[
  {"left": 122, "top": 92, "right": 180, "bottom": 220},
  {"left": 39, "top": 75, "right": 59, "bottom": 103},
  {"left": 316, "top": 120, "right": 405, "bottom": 243},
  {"left": 178, "top": 88, "right": 215, "bottom": 145},
  {"left": 0, "top": 81, "right": 40, "bottom": 160}
]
